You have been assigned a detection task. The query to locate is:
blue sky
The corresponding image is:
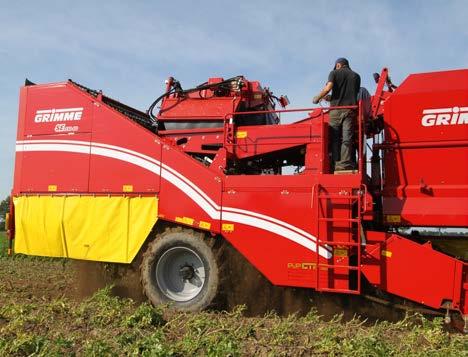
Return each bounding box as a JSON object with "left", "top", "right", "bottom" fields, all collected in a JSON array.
[{"left": 0, "top": 0, "right": 467, "bottom": 198}]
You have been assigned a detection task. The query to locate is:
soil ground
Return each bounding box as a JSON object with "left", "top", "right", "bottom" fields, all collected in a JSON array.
[{"left": 0, "top": 232, "right": 466, "bottom": 356}]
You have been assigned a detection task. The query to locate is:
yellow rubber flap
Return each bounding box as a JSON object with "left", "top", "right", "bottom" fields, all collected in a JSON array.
[{"left": 13, "top": 195, "right": 157, "bottom": 263}]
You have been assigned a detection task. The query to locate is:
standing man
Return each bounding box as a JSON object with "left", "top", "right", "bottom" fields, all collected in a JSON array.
[{"left": 313, "top": 58, "right": 361, "bottom": 171}]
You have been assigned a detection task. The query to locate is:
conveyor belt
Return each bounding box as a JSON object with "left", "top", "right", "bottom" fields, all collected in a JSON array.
[{"left": 69, "top": 80, "right": 156, "bottom": 131}]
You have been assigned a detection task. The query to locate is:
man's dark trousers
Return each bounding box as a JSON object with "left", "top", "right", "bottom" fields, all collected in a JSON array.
[{"left": 329, "top": 108, "right": 356, "bottom": 171}]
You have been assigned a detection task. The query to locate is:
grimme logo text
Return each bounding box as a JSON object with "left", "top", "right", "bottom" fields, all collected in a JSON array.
[
  {"left": 422, "top": 106, "right": 468, "bottom": 127},
  {"left": 34, "top": 107, "right": 83, "bottom": 123}
]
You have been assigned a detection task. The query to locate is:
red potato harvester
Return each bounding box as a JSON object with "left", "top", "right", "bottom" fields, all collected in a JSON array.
[{"left": 7, "top": 68, "right": 468, "bottom": 331}]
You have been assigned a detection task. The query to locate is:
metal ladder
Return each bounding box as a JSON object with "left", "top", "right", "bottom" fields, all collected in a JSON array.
[{"left": 314, "top": 184, "right": 363, "bottom": 294}]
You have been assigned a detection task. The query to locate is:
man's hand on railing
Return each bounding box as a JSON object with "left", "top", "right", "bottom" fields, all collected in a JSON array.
[
  {"left": 313, "top": 81, "right": 333, "bottom": 104},
  {"left": 312, "top": 94, "right": 331, "bottom": 104}
]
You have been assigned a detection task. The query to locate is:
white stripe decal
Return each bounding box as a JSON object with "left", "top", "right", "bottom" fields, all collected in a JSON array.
[
  {"left": 90, "top": 146, "right": 220, "bottom": 219},
  {"left": 16, "top": 139, "right": 223, "bottom": 213},
  {"left": 222, "top": 211, "right": 331, "bottom": 258},
  {"left": 16, "top": 136, "right": 325, "bottom": 245},
  {"left": 17, "top": 143, "right": 91, "bottom": 155},
  {"left": 15, "top": 140, "right": 331, "bottom": 258},
  {"left": 224, "top": 206, "right": 319, "bottom": 243},
  {"left": 422, "top": 108, "right": 453, "bottom": 114},
  {"left": 160, "top": 168, "right": 220, "bottom": 219}
]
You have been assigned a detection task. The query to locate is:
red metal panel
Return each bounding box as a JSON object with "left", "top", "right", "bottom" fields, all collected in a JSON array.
[
  {"left": 18, "top": 134, "right": 91, "bottom": 193},
  {"left": 221, "top": 180, "right": 318, "bottom": 288},
  {"left": 382, "top": 145, "right": 468, "bottom": 226},
  {"left": 384, "top": 69, "right": 468, "bottom": 143},
  {"left": 14, "top": 81, "right": 163, "bottom": 195},
  {"left": 382, "top": 69, "right": 468, "bottom": 227},
  {"left": 158, "top": 143, "right": 222, "bottom": 232},
  {"left": 14, "top": 82, "right": 95, "bottom": 193},
  {"left": 88, "top": 101, "right": 161, "bottom": 193},
  {"left": 362, "top": 232, "right": 465, "bottom": 311},
  {"left": 159, "top": 97, "right": 238, "bottom": 119},
  {"left": 23, "top": 82, "right": 94, "bottom": 136}
]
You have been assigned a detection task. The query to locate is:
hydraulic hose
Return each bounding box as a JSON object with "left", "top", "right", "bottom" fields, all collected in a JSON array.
[{"left": 147, "top": 76, "right": 245, "bottom": 128}]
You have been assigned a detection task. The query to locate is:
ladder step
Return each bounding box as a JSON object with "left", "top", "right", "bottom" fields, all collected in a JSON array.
[
  {"left": 317, "top": 264, "right": 360, "bottom": 271},
  {"left": 319, "top": 218, "right": 360, "bottom": 223},
  {"left": 333, "top": 170, "right": 358, "bottom": 175}
]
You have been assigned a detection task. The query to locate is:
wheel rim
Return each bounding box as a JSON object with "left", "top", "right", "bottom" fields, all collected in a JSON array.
[{"left": 155, "top": 246, "right": 206, "bottom": 302}]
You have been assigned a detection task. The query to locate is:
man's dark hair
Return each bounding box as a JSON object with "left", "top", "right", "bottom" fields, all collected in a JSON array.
[{"left": 334, "top": 57, "right": 349, "bottom": 69}]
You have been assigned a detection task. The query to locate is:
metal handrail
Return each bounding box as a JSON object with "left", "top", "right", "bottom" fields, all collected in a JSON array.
[
  {"left": 222, "top": 103, "right": 364, "bottom": 175},
  {"left": 223, "top": 104, "right": 359, "bottom": 121}
]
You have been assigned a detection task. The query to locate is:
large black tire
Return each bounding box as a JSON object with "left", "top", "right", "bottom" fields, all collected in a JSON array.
[{"left": 140, "top": 227, "right": 222, "bottom": 311}]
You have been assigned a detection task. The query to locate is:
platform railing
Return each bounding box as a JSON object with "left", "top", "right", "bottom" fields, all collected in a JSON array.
[{"left": 223, "top": 102, "right": 364, "bottom": 174}]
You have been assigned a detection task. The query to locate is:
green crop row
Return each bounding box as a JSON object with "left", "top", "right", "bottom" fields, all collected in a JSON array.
[
  {"left": 0, "top": 286, "right": 466, "bottom": 356},
  {"left": 0, "top": 237, "right": 466, "bottom": 356}
]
